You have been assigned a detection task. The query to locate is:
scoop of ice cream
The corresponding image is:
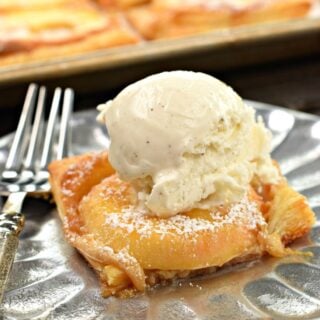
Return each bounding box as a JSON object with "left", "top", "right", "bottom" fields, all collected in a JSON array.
[{"left": 98, "top": 71, "right": 279, "bottom": 217}]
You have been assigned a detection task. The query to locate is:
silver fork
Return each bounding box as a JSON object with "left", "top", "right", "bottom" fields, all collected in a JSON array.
[{"left": 0, "top": 84, "right": 74, "bottom": 303}]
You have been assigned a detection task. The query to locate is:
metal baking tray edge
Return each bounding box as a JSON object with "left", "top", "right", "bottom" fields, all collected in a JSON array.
[{"left": 0, "top": 15, "right": 320, "bottom": 85}]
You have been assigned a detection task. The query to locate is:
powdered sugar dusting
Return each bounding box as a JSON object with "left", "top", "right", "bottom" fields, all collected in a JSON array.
[
  {"left": 117, "top": 248, "right": 139, "bottom": 268},
  {"left": 61, "top": 153, "right": 100, "bottom": 198},
  {"left": 99, "top": 245, "right": 137, "bottom": 267},
  {"left": 104, "top": 195, "right": 266, "bottom": 240},
  {"left": 62, "top": 188, "right": 74, "bottom": 197}
]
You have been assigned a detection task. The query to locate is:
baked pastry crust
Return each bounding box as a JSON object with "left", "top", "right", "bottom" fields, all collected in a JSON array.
[
  {"left": 0, "top": 0, "right": 314, "bottom": 65},
  {"left": 0, "top": 2, "right": 139, "bottom": 66},
  {"left": 0, "top": 0, "right": 88, "bottom": 11},
  {"left": 97, "top": 0, "right": 150, "bottom": 9},
  {"left": 49, "top": 151, "right": 315, "bottom": 297},
  {"left": 127, "top": 0, "right": 313, "bottom": 39}
]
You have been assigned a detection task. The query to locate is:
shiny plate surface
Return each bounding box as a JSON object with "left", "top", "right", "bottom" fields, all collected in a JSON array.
[{"left": 1, "top": 100, "right": 320, "bottom": 320}]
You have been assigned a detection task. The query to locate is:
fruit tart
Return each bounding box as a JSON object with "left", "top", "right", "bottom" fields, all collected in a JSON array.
[{"left": 49, "top": 71, "right": 315, "bottom": 297}]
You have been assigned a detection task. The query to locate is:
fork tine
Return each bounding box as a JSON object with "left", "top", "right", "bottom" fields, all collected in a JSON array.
[
  {"left": 39, "top": 87, "right": 61, "bottom": 171},
  {"left": 3, "top": 84, "right": 38, "bottom": 178},
  {"left": 57, "top": 88, "right": 74, "bottom": 160},
  {"left": 24, "top": 86, "right": 46, "bottom": 171}
]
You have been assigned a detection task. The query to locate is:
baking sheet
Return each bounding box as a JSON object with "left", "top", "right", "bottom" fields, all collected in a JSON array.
[
  {"left": 1, "top": 101, "right": 320, "bottom": 319},
  {"left": 0, "top": 3, "right": 320, "bottom": 85}
]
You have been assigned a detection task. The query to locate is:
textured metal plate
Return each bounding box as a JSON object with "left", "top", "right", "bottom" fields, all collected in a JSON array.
[{"left": 1, "top": 101, "right": 320, "bottom": 320}]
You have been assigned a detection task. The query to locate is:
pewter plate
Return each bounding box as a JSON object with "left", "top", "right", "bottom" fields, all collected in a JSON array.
[{"left": 1, "top": 101, "right": 320, "bottom": 320}]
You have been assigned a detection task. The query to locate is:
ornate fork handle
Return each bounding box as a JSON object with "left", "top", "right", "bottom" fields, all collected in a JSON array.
[
  {"left": 0, "top": 212, "right": 25, "bottom": 234},
  {"left": 0, "top": 85, "right": 73, "bottom": 305},
  {"left": 0, "top": 193, "right": 26, "bottom": 304}
]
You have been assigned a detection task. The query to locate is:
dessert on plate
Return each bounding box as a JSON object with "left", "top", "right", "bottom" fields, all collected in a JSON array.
[
  {"left": 49, "top": 71, "right": 315, "bottom": 297},
  {"left": 0, "top": 0, "right": 139, "bottom": 66},
  {"left": 0, "top": 0, "right": 315, "bottom": 66},
  {"left": 127, "top": 0, "right": 314, "bottom": 39}
]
